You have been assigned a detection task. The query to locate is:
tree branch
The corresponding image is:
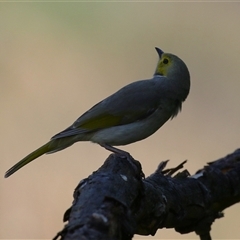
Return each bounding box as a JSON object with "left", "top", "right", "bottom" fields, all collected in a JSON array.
[{"left": 53, "top": 149, "right": 240, "bottom": 240}]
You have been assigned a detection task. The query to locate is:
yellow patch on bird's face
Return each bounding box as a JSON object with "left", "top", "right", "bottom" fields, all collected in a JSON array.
[{"left": 155, "top": 54, "right": 172, "bottom": 76}]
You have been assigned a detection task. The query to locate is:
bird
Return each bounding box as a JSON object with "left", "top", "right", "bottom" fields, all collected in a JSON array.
[{"left": 4, "top": 47, "right": 190, "bottom": 178}]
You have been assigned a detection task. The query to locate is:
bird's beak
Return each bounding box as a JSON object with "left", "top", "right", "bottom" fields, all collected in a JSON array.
[{"left": 155, "top": 47, "right": 164, "bottom": 58}]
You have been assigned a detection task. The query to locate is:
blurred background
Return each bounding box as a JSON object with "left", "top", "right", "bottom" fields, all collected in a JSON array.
[{"left": 1, "top": 2, "right": 240, "bottom": 240}]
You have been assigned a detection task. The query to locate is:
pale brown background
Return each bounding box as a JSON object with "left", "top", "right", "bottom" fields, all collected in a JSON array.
[{"left": 1, "top": 2, "right": 240, "bottom": 240}]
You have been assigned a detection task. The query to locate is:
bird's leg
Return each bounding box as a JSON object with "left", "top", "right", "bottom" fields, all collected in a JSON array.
[
  {"left": 99, "top": 143, "right": 130, "bottom": 158},
  {"left": 100, "top": 143, "right": 145, "bottom": 179}
]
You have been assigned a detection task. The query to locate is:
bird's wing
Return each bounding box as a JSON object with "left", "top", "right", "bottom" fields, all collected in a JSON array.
[{"left": 52, "top": 77, "right": 169, "bottom": 139}]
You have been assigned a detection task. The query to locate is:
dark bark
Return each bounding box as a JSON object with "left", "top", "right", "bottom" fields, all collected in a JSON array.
[{"left": 53, "top": 149, "right": 240, "bottom": 240}]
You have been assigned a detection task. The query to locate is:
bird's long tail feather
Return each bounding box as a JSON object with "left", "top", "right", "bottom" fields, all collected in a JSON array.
[{"left": 5, "top": 142, "right": 50, "bottom": 178}]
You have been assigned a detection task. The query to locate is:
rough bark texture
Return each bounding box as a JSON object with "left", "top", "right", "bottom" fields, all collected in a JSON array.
[{"left": 53, "top": 149, "right": 240, "bottom": 240}]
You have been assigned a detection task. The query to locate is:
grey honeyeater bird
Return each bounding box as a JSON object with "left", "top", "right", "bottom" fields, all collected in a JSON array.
[{"left": 5, "top": 47, "right": 190, "bottom": 178}]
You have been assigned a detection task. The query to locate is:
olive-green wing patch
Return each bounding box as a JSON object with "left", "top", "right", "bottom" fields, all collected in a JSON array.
[
  {"left": 51, "top": 113, "right": 123, "bottom": 139},
  {"left": 79, "top": 114, "right": 122, "bottom": 130}
]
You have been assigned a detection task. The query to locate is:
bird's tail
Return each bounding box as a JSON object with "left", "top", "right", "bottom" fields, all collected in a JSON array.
[{"left": 5, "top": 142, "right": 51, "bottom": 178}]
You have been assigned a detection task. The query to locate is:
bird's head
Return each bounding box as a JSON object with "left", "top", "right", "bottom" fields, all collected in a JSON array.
[{"left": 154, "top": 47, "right": 190, "bottom": 99}]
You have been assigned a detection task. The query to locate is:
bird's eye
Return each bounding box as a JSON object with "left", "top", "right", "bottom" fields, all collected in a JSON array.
[{"left": 163, "top": 58, "right": 169, "bottom": 64}]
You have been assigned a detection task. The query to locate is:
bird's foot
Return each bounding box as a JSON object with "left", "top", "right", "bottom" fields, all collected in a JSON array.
[{"left": 100, "top": 143, "right": 144, "bottom": 178}]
